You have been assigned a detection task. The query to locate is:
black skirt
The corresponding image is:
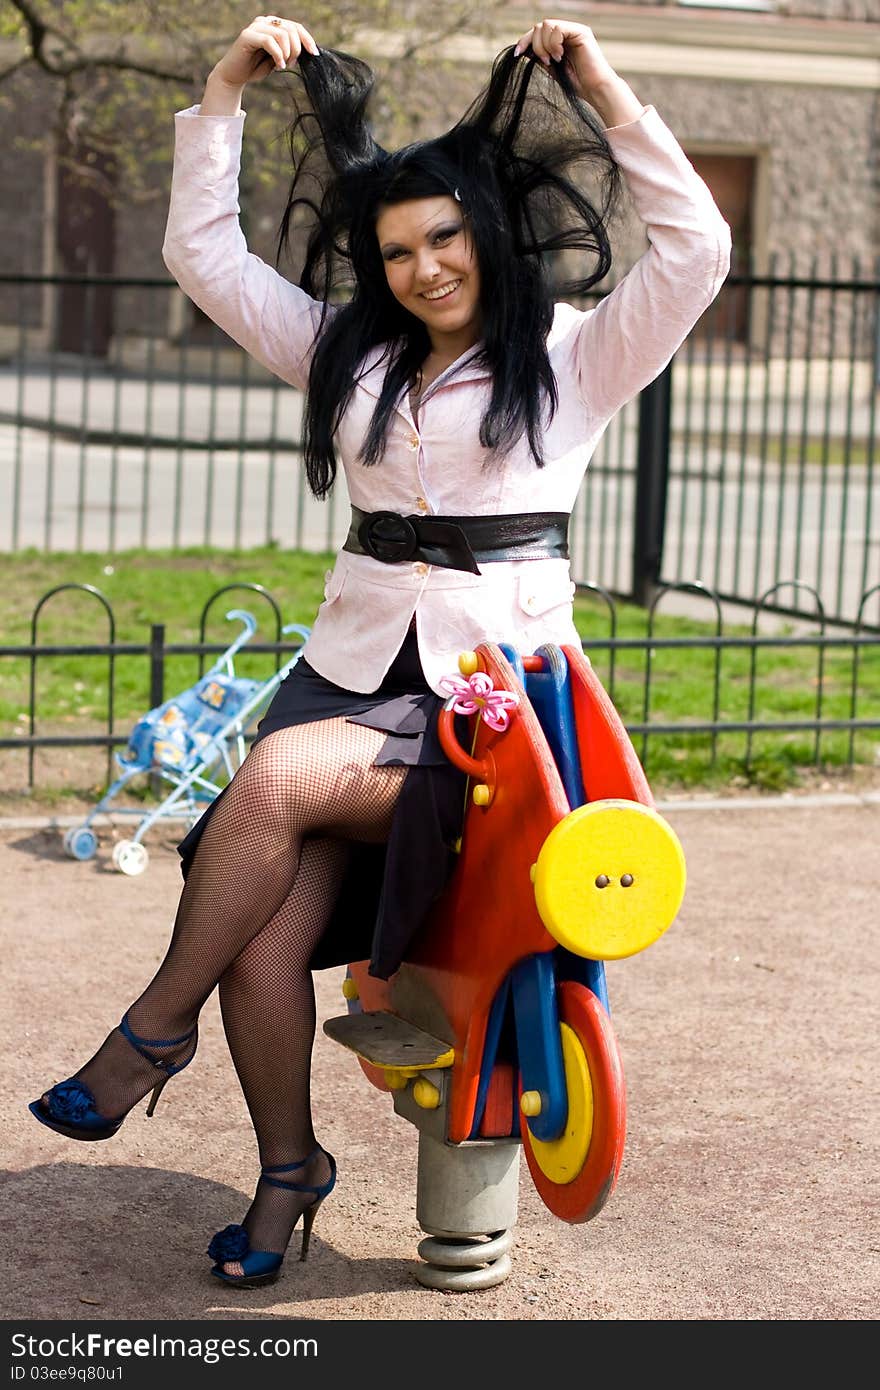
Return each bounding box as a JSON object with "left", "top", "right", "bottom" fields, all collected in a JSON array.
[{"left": 176, "top": 629, "right": 467, "bottom": 979}]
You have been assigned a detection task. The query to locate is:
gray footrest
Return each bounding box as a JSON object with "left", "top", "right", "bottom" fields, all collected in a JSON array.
[{"left": 323, "top": 1011, "right": 454, "bottom": 1071}]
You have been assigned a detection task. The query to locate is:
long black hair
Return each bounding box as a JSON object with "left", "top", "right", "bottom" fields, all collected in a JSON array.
[{"left": 277, "top": 47, "right": 621, "bottom": 498}]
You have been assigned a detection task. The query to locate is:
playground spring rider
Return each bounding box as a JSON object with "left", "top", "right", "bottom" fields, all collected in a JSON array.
[{"left": 325, "top": 640, "right": 686, "bottom": 1290}]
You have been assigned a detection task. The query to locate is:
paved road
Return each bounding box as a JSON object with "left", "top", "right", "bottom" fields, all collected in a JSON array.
[
  {"left": 2, "top": 367, "right": 877, "bottom": 622},
  {"left": 4, "top": 792, "right": 878, "bottom": 1322}
]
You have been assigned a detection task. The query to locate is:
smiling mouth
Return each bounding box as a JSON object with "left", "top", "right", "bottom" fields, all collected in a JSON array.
[{"left": 421, "top": 279, "right": 462, "bottom": 302}]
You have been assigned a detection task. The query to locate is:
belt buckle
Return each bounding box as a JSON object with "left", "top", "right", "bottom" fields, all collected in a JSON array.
[{"left": 358, "top": 511, "right": 419, "bottom": 564}]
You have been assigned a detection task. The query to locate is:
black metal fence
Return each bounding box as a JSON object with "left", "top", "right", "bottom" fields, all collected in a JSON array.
[
  {"left": 1, "top": 260, "right": 878, "bottom": 627},
  {"left": 2, "top": 581, "right": 879, "bottom": 795}
]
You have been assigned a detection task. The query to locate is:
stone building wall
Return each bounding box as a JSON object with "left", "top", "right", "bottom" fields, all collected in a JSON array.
[
  {"left": 780, "top": 1, "right": 877, "bottom": 19},
  {"left": 0, "top": 5, "right": 876, "bottom": 353},
  {"left": 595, "top": 0, "right": 878, "bottom": 16}
]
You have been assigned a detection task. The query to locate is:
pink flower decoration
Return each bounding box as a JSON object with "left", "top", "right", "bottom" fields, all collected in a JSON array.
[{"left": 439, "top": 670, "right": 520, "bottom": 732}]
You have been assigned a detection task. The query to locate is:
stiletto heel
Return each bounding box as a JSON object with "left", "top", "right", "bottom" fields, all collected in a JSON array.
[
  {"left": 208, "top": 1147, "right": 336, "bottom": 1288},
  {"left": 145, "top": 1074, "right": 171, "bottom": 1118},
  {"left": 28, "top": 1012, "right": 197, "bottom": 1141},
  {"left": 299, "top": 1198, "right": 323, "bottom": 1262}
]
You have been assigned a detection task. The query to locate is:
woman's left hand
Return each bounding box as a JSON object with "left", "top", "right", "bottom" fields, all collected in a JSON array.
[{"left": 513, "top": 18, "right": 617, "bottom": 103}]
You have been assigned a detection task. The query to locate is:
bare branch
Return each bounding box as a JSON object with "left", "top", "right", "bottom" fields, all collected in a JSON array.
[
  {"left": 7, "top": 0, "right": 78, "bottom": 68},
  {"left": 74, "top": 54, "right": 197, "bottom": 84},
  {"left": 5, "top": 0, "right": 196, "bottom": 83}
]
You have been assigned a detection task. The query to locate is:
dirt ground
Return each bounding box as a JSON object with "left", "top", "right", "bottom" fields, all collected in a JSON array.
[{"left": 3, "top": 790, "right": 878, "bottom": 1323}]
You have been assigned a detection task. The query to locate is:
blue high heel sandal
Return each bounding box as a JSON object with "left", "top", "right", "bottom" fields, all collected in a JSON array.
[
  {"left": 209, "top": 1148, "right": 337, "bottom": 1288},
  {"left": 28, "top": 1012, "right": 197, "bottom": 1141}
]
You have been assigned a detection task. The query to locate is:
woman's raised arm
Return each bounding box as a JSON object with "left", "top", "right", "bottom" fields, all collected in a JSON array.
[
  {"left": 162, "top": 15, "right": 329, "bottom": 392},
  {"left": 517, "top": 19, "right": 731, "bottom": 421}
]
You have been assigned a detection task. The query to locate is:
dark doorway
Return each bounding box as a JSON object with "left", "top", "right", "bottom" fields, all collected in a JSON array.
[{"left": 688, "top": 151, "right": 756, "bottom": 343}]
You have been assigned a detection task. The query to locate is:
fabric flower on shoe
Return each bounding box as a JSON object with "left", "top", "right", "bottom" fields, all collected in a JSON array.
[
  {"left": 208, "top": 1225, "right": 250, "bottom": 1263},
  {"left": 47, "top": 1079, "right": 96, "bottom": 1123},
  {"left": 438, "top": 671, "right": 519, "bottom": 732}
]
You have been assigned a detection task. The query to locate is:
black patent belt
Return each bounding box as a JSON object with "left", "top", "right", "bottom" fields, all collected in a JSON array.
[{"left": 344, "top": 506, "right": 570, "bottom": 575}]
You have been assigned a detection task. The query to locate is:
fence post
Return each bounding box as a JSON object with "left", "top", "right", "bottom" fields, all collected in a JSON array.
[
  {"left": 149, "top": 624, "right": 166, "bottom": 709},
  {"left": 148, "top": 624, "right": 165, "bottom": 800},
  {"left": 632, "top": 362, "right": 672, "bottom": 607}
]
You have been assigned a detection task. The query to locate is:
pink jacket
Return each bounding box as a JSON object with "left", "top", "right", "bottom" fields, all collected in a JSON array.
[{"left": 163, "top": 103, "right": 731, "bottom": 694}]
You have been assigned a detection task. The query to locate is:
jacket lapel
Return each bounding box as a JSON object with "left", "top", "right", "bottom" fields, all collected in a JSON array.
[{"left": 355, "top": 343, "right": 492, "bottom": 416}]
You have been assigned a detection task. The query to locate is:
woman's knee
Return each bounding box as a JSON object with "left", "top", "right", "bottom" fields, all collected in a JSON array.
[{"left": 208, "top": 731, "right": 302, "bottom": 831}]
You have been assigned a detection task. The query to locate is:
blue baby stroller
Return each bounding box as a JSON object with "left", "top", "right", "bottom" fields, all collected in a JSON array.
[{"left": 63, "top": 610, "right": 310, "bottom": 876}]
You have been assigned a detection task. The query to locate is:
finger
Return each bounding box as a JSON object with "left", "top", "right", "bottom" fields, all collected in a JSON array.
[
  {"left": 512, "top": 25, "right": 535, "bottom": 58},
  {"left": 259, "top": 19, "right": 320, "bottom": 63},
  {"left": 294, "top": 21, "right": 321, "bottom": 56},
  {"left": 540, "top": 20, "right": 566, "bottom": 61},
  {"left": 530, "top": 30, "right": 551, "bottom": 65},
  {"left": 255, "top": 31, "right": 287, "bottom": 69},
  {"left": 266, "top": 21, "right": 293, "bottom": 64}
]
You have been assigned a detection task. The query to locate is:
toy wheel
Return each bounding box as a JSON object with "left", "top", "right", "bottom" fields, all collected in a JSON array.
[
  {"left": 63, "top": 826, "right": 98, "bottom": 861},
  {"left": 112, "top": 840, "right": 149, "bottom": 876},
  {"left": 520, "top": 979, "right": 626, "bottom": 1224}
]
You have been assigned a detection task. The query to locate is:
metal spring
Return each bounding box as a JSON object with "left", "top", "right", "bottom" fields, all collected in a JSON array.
[{"left": 414, "top": 1228, "right": 514, "bottom": 1292}]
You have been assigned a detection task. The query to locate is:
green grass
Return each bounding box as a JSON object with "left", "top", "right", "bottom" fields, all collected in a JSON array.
[
  {"left": 572, "top": 592, "right": 880, "bottom": 791},
  {"left": 671, "top": 431, "right": 873, "bottom": 468},
  {"left": 1, "top": 546, "right": 879, "bottom": 800}
]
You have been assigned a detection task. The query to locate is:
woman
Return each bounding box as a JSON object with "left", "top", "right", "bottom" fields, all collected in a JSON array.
[{"left": 29, "top": 14, "right": 730, "bottom": 1289}]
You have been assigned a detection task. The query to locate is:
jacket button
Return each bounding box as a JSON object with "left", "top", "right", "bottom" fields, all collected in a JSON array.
[
  {"left": 407, "top": 433, "right": 420, "bottom": 450},
  {"left": 415, "top": 496, "right": 429, "bottom": 512},
  {"left": 413, "top": 562, "right": 429, "bottom": 577}
]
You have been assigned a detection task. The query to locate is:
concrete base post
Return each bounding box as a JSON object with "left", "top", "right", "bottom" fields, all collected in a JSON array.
[{"left": 413, "top": 1132, "right": 521, "bottom": 1291}]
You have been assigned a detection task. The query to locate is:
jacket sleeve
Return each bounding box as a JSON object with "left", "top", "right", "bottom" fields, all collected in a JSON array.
[
  {"left": 161, "top": 106, "right": 329, "bottom": 390},
  {"left": 566, "top": 105, "right": 732, "bottom": 423}
]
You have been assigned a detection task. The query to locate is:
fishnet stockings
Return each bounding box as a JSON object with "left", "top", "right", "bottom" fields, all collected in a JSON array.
[{"left": 53, "top": 718, "right": 405, "bottom": 1263}]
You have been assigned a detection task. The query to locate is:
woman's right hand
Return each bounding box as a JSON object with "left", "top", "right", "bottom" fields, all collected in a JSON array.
[{"left": 210, "top": 14, "right": 320, "bottom": 89}]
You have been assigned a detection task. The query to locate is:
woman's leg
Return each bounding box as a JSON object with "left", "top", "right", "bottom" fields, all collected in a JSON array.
[
  {"left": 213, "top": 835, "right": 348, "bottom": 1271},
  {"left": 42, "top": 718, "right": 405, "bottom": 1121}
]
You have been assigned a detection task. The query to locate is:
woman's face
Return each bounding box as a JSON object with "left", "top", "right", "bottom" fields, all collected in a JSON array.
[{"left": 375, "top": 195, "right": 482, "bottom": 353}]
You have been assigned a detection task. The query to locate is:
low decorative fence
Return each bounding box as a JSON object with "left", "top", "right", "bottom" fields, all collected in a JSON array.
[{"left": 2, "top": 580, "right": 878, "bottom": 795}]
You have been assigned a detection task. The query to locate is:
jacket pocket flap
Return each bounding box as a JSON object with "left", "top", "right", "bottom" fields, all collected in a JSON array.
[
  {"left": 516, "top": 570, "right": 574, "bottom": 617},
  {"left": 323, "top": 565, "right": 347, "bottom": 603}
]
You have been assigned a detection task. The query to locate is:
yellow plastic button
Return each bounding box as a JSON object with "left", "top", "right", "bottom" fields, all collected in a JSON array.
[
  {"left": 472, "top": 784, "right": 491, "bottom": 807},
  {"left": 533, "top": 799, "right": 687, "bottom": 960},
  {"left": 520, "top": 1090, "right": 542, "bottom": 1117},
  {"left": 413, "top": 1078, "right": 441, "bottom": 1110},
  {"left": 458, "top": 651, "right": 479, "bottom": 676},
  {"left": 415, "top": 496, "right": 429, "bottom": 512},
  {"left": 407, "top": 433, "right": 420, "bottom": 450},
  {"left": 341, "top": 977, "right": 359, "bottom": 1001},
  {"left": 413, "top": 561, "right": 429, "bottom": 577}
]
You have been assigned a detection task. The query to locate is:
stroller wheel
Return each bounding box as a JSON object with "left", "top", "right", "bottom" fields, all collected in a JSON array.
[
  {"left": 112, "top": 840, "right": 149, "bottom": 876},
  {"left": 64, "top": 826, "right": 98, "bottom": 861}
]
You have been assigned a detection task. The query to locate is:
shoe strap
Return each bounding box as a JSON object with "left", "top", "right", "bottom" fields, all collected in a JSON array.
[
  {"left": 119, "top": 1013, "right": 195, "bottom": 1071},
  {"left": 262, "top": 1146, "right": 322, "bottom": 1176},
  {"left": 260, "top": 1150, "right": 336, "bottom": 1197}
]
